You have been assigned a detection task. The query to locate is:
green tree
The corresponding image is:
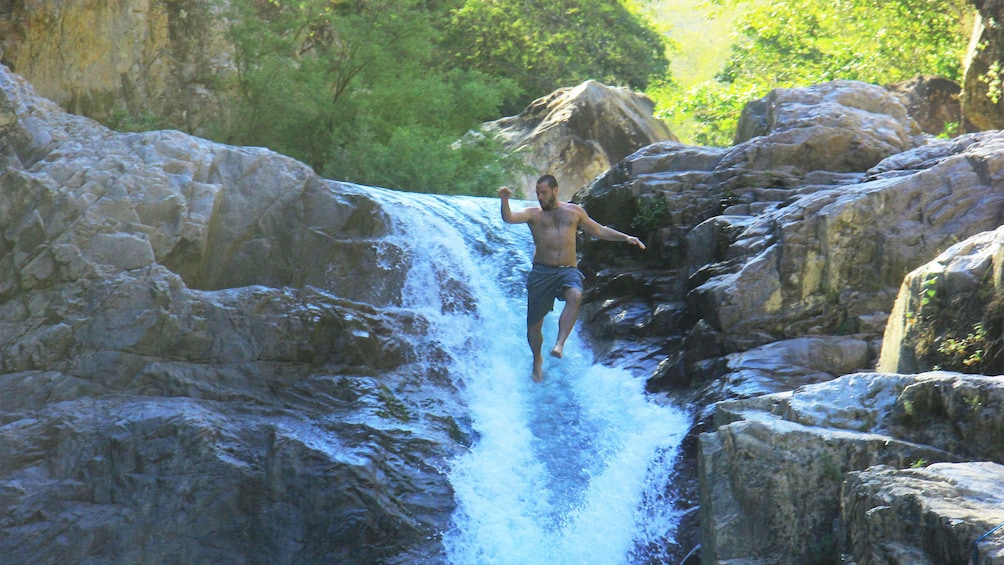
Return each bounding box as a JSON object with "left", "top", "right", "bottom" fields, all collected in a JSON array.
[
  {"left": 653, "top": 0, "right": 973, "bottom": 146},
  {"left": 211, "top": 0, "right": 521, "bottom": 195},
  {"left": 444, "top": 0, "right": 672, "bottom": 113}
]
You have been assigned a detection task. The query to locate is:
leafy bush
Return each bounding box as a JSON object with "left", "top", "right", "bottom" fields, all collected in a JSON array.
[
  {"left": 202, "top": 0, "right": 523, "bottom": 195},
  {"left": 649, "top": 0, "right": 974, "bottom": 146}
]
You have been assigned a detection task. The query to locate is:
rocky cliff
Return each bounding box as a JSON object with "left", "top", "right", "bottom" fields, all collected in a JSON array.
[
  {"left": 573, "top": 80, "right": 1004, "bottom": 563},
  {"left": 0, "top": 0, "right": 231, "bottom": 131},
  {"left": 0, "top": 64, "right": 466, "bottom": 564}
]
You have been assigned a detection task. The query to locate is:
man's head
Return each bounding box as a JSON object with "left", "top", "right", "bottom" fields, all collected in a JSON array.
[{"left": 535, "top": 174, "right": 559, "bottom": 210}]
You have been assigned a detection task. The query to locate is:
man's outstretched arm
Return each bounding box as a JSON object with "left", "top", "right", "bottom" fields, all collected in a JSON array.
[{"left": 578, "top": 208, "right": 646, "bottom": 249}]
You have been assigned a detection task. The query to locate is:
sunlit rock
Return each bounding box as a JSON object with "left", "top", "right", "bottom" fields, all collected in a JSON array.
[
  {"left": 842, "top": 462, "right": 1004, "bottom": 564},
  {"left": 879, "top": 225, "right": 1004, "bottom": 375},
  {"left": 699, "top": 371, "right": 1004, "bottom": 564},
  {"left": 728, "top": 80, "right": 923, "bottom": 180},
  {"left": 485, "top": 80, "right": 677, "bottom": 200},
  {"left": 0, "top": 0, "right": 232, "bottom": 131},
  {"left": 963, "top": 1, "right": 1004, "bottom": 132}
]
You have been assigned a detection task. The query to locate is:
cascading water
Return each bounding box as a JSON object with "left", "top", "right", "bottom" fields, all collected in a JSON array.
[{"left": 362, "top": 185, "right": 690, "bottom": 564}]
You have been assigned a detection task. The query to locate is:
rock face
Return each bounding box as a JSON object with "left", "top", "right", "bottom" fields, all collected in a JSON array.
[
  {"left": 0, "top": 0, "right": 232, "bottom": 132},
  {"left": 484, "top": 80, "right": 677, "bottom": 200},
  {"left": 699, "top": 372, "right": 1004, "bottom": 564},
  {"left": 575, "top": 80, "right": 1004, "bottom": 393},
  {"left": 0, "top": 65, "right": 465, "bottom": 564},
  {"left": 879, "top": 225, "right": 1004, "bottom": 376},
  {"left": 885, "top": 75, "right": 965, "bottom": 136},
  {"left": 843, "top": 463, "right": 1004, "bottom": 564},
  {"left": 963, "top": 0, "right": 1004, "bottom": 132},
  {"left": 572, "top": 80, "right": 1004, "bottom": 563}
]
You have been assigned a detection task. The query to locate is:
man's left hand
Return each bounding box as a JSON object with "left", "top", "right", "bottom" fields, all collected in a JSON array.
[{"left": 626, "top": 236, "right": 646, "bottom": 250}]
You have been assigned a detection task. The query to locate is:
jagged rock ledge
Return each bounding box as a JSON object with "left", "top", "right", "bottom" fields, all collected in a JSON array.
[{"left": 0, "top": 63, "right": 467, "bottom": 564}]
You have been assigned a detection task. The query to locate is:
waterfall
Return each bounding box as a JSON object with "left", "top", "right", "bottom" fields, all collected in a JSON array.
[{"left": 361, "top": 185, "right": 690, "bottom": 564}]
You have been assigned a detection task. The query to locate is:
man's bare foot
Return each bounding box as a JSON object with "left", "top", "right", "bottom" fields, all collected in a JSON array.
[
  {"left": 550, "top": 344, "right": 564, "bottom": 359},
  {"left": 532, "top": 356, "right": 544, "bottom": 383}
]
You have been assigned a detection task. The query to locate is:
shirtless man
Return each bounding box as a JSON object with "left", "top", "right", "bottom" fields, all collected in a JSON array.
[{"left": 498, "top": 174, "right": 646, "bottom": 382}]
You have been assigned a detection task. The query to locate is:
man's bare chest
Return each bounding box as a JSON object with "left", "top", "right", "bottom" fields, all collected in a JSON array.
[{"left": 535, "top": 209, "right": 576, "bottom": 233}]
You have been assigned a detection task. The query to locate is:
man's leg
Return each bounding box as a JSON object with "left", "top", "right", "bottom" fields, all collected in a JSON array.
[
  {"left": 550, "top": 286, "right": 582, "bottom": 359},
  {"left": 528, "top": 318, "right": 545, "bottom": 382}
]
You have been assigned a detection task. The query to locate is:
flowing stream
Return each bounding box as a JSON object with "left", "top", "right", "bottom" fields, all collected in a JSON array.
[{"left": 364, "top": 186, "right": 690, "bottom": 564}]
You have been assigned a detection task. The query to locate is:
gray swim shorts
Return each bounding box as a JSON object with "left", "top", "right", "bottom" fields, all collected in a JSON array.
[{"left": 526, "top": 263, "right": 584, "bottom": 325}]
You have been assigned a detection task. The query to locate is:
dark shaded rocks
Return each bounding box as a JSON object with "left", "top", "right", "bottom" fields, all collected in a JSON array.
[
  {"left": 886, "top": 75, "right": 966, "bottom": 136},
  {"left": 0, "top": 64, "right": 464, "bottom": 564}
]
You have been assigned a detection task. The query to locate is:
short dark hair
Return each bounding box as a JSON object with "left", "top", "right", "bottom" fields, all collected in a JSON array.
[{"left": 536, "top": 174, "right": 557, "bottom": 189}]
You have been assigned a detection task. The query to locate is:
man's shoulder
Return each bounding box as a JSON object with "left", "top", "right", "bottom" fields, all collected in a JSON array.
[
  {"left": 524, "top": 206, "right": 545, "bottom": 219},
  {"left": 561, "top": 202, "right": 586, "bottom": 218}
]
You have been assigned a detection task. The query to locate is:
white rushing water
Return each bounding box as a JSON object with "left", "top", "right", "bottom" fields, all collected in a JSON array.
[{"left": 364, "top": 186, "right": 690, "bottom": 564}]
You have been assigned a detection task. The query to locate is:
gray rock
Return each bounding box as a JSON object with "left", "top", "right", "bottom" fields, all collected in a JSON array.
[
  {"left": 842, "top": 463, "right": 1004, "bottom": 565},
  {"left": 485, "top": 80, "right": 678, "bottom": 200},
  {"left": 0, "top": 64, "right": 463, "bottom": 564},
  {"left": 880, "top": 225, "right": 1004, "bottom": 376},
  {"left": 700, "top": 371, "right": 1004, "bottom": 564}
]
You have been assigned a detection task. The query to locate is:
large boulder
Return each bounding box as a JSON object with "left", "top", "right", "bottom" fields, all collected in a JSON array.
[
  {"left": 879, "top": 225, "right": 1004, "bottom": 376},
  {"left": 0, "top": 64, "right": 464, "bottom": 564},
  {"left": 690, "top": 130, "right": 1004, "bottom": 343},
  {"left": 573, "top": 81, "right": 1004, "bottom": 563},
  {"left": 700, "top": 371, "right": 1004, "bottom": 564},
  {"left": 842, "top": 463, "right": 1004, "bottom": 564},
  {"left": 485, "top": 80, "right": 677, "bottom": 200},
  {"left": 576, "top": 81, "right": 983, "bottom": 379},
  {"left": 729, "top": 80, "right": 922, "bottom": 176}
]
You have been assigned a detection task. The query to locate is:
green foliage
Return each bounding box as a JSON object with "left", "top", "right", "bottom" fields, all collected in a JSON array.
[
  {"left": 651, "top": 78, "right": 754, "bottom": 146},
  {"left": 721, "top": 0, "right": 970, "bottom": 85},
  {"left": 649, "top": 0, "right": 974, "bottom": 146},
  {"left": 915, "top": 274, "right": 1004, "bottom": 375},
  {"left": 444, "top": 0, "right": 672, "bottom": 113},
  {"left": 208, "top": 0, "right": 521, "bottom": 195},
  {"left": 631, "top": 194, "right": 668, "bottom": 234},
  {"left": 937, "top": 323, "right": 992, "bottom": 372},
  {"left": 106, "top": 108, "right": 168, "bottom": 133},
  {"left": 198, "top": 0, "right": 671, "bottom": 194}
]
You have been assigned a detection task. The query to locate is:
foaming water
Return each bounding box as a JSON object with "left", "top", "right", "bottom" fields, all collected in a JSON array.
[{"left": 355, "top": 184, "right": 690, "bottom": 564}]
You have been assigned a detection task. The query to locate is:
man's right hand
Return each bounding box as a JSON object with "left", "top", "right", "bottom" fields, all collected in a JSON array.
[{"left": 497, "top": 186, "right": 513, "bottom": 199}]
